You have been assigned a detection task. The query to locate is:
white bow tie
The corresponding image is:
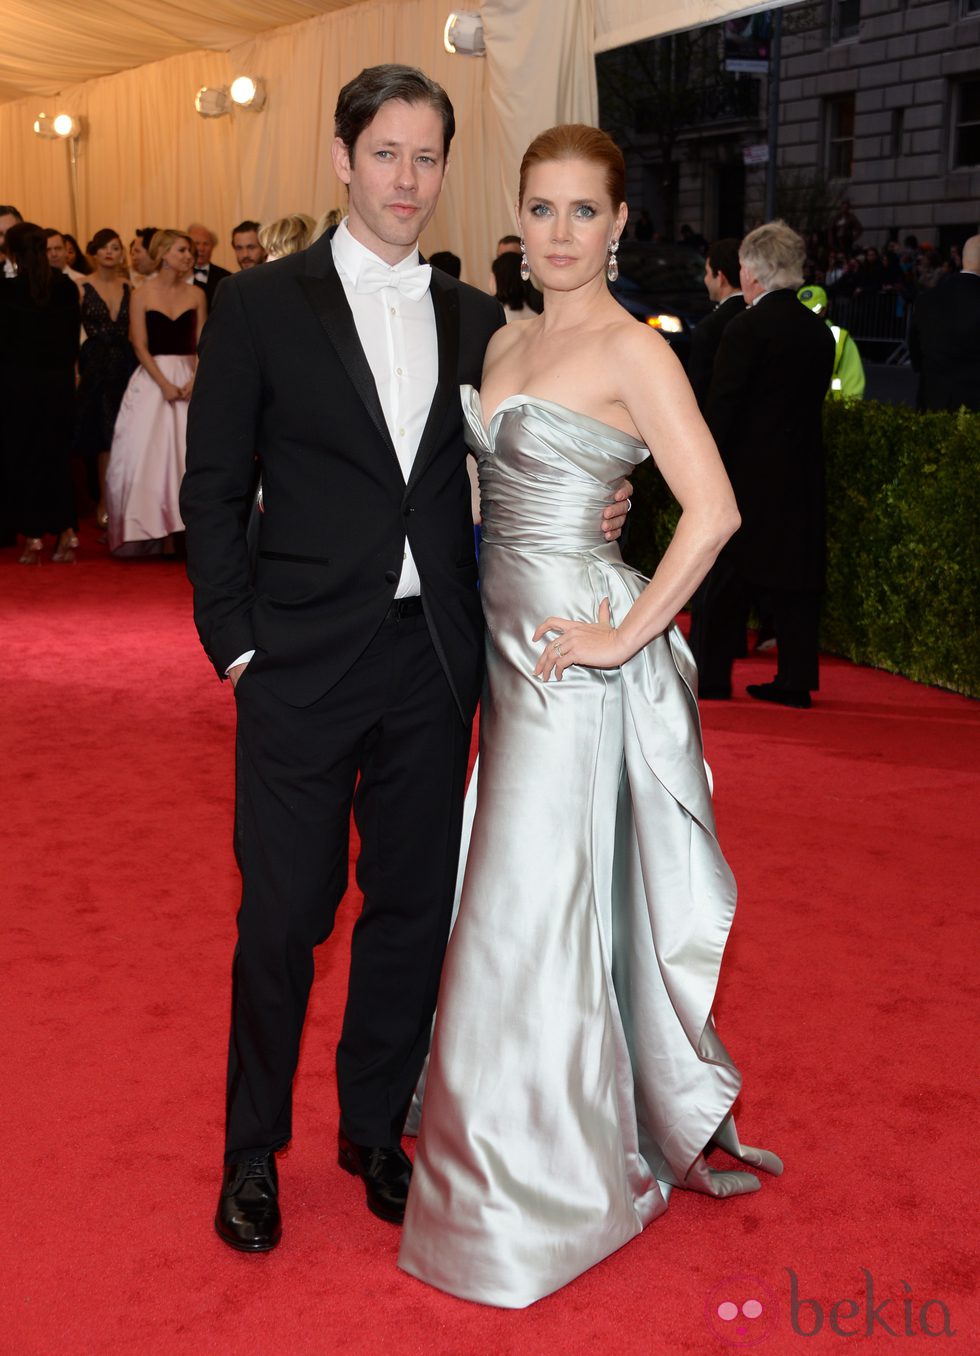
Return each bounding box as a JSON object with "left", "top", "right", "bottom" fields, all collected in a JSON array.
[{"left": 355, "top": 260, "right": 431, "bottom": 301}]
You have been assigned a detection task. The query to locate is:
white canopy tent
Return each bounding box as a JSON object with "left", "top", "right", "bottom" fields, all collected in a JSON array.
[{"left": 0, "top": 0, "right": 775, "bottom": 281}]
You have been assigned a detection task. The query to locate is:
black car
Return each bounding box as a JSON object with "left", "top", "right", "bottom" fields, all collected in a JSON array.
[{"left": 610, "top": 242, "right": 712, "bottom": 367}]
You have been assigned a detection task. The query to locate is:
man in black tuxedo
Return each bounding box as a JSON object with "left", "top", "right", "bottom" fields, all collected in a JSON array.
[
  {"left": 687, "top": 238, "right": 745, "bottom": 410},
  {"left": 909, "top": 234, "right": 980, "bottom": 412},
  {"left": 187, "top": 222, "right": 231, "bottom": 308},
  {"left": 181, "top": 64, "right": 629, "bottom": 1252},
  {"left": 689, "top": 220, "right": 835, "bottom": 708}
]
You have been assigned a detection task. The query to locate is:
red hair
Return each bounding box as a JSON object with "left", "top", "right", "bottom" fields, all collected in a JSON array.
[{"left": 518, "top": 124, "right": 626, "bottom": 210}]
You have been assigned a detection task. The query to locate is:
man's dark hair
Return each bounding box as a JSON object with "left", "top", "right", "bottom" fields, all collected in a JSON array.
[
  {"left": 706, "top": 238, "right": 741, "bottom": 290},
  {"left": 43, "top": 227, "right": 65, "bottom": 242},
  {"left": 497, "top": 234, "right": 521, "bottom": 249},
  {"left": 232, "top": 220, "right": 261, "bottom": 239},
  {"left": 135, "top": 226, "right": 159, "bottom": 250},
  {"left": 334, "top": 64, "right": 455, "bottom": 163},
  {"left": 0, "top": 205, "right": 24, "bottom": 221},
  {"left": 429, "top": 250, "right": 461, "bottom": 279}
]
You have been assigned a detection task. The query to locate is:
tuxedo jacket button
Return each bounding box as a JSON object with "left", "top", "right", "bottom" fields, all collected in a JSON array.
[{"left": 384, "top": 570, "right": 399, "bottom": 584}]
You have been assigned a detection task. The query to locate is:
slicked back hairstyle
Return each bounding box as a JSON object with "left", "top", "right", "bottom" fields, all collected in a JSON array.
[
  {"left": 518, "top": 124, "right": 626, "bottom": 211},
  {"left": 334, "top": 64, "right": 455, "bottom": 163}
]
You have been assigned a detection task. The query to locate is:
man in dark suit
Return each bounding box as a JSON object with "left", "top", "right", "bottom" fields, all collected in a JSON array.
[
  {"left": 688, "top": 220, "right": 835, "bottom": 708},
  {"left": 181, "top": 64, "right": 628, "bottom": 1253},
  {"left": 187, "top": 222, "right": 231, "bottom": 308},
  {"left": 687, "top": 238, "right": 745, "bottom": 410},
  {"left": 909, "top": 234, "right": 980, "bottom": 412}
]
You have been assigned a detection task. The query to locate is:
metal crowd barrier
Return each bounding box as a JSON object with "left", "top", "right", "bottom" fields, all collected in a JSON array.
[{"left": 828, "top": 292, "right": 915, "bottom": 365}]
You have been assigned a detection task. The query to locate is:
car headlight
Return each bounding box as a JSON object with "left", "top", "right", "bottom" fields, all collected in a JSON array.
[{"left": 645, "top": 313, "right": 683, "bottom": 334}]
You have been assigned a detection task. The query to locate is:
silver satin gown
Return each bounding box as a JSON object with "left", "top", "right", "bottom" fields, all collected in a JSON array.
[{"left": 397, "top": 388, "right": 783, "bottom": 1309}]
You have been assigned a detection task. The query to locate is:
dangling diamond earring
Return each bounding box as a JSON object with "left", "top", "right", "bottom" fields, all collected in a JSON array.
[
  {"left": 520, "top": 239, "right": 531, "bottom": 284},
  {"left": 606, "top": 238, "right": 620, "bottom": 283}
]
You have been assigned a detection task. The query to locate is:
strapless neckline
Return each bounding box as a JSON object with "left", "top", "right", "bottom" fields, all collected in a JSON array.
[{"left": 466, "top": 386, "right": 646, "bottom": 449}]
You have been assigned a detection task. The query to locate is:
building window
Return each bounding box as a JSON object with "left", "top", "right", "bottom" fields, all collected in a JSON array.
[
  {"left": 962, "top": 0, "right": 980, "bottom": 17},
  {"left": 831, "top": 0, "right": 861, "bottom": 41},
  {"left": 890, "top": 107, "right": 904, "bottom": 157},
  {"left": 953, "top": 77, "right": 980, "bottom": 166},
  {"left": 825, "top": 93, "right": 856, "bottom": 177}
]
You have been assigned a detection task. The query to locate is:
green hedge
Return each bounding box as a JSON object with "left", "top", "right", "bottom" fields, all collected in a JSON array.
[{"left": 623, "top": 401, "right": 980, "bottom": 697}]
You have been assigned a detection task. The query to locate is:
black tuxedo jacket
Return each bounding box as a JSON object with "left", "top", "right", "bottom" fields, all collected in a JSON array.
[
  {"left": 180, "top": 235, "right": 504, "bottom": 711},
  {"left": 193, "top": 262, "right": 232, "bottom": 310},
  {"left": 687, "top": 293, "right": 745, "bottom": 410},
  {"left": 706, "top": 289, "right": 835, "bottom": 591},
  {"left": 909, "top": 271, "right": 980, "bottom": 412}
]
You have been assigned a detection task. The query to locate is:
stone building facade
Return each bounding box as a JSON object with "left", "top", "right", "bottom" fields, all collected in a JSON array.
[
  {"left": 604, "top": 0, "right": 980, "bottom": 250},
  {"left": 779, "top": 0, "right": 980, "bottom": 249}
]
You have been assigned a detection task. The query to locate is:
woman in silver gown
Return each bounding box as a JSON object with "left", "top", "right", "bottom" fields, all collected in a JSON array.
[{"left": 398, "top": 125, "right": 782, "bottom": 1309}]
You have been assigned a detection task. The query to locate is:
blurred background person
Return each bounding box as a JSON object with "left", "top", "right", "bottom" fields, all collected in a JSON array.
[
  {"left": 310, "top": 207, "right": 343, "bottom": 245},
  {"left": 187, "top": 222, "right": 230, "bottom": 307},
  {"left": 687, "top": 238, "right": 744, "bottom": 410},
  {"left": 45, "top": 229, "right": 85, "bottom": 284},
  {"left": 797, "top": 285, "right": 866, "bottom": 399},
  {"left": 61, "top": 233, "right": 91, "bottom": 276},
  {"left": 689, "top": 220, "right": 835, "bottom": 709},
  {"left": 429, "top": 250, "right": 461, "bottom": 279},
  {"left": 257, "top": 213, "right": 315, "bottom": 261},
  {"left": 491, "top": 250, "right": 532, "bottom": 321},
  {"left": 231, "top": 220, "right": 267, "bottom": 269},
  {"left": 106, "top": 230, "right": 205, "bottom": 556},
  {"left": 0, "top": 222, "right": 80, "bottom": 563},
  {"left": 75, "top": 229, "right": 137, "bottom": 535},
  {"left": 0, "top": 205, "right": 24, "bottom": 275},
  {"left": 909, "top": 233, "right": 980, "bottom": 413},
  {"left": 129, "top": 227, "right": 160, "bottom": 284}
]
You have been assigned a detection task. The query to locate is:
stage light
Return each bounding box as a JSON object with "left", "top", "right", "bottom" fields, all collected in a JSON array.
[
  {"left": 194, "top": 86, "right": 232, "bottom": 118},
  {"left": 229, "top": 75, "right": 267, "bottom": 111},
  {"left": 444, "top": 12, "right": 485, "bottom": 55},
  {"left": 33, "top": 111, "right": 81, "bottom": 139}
]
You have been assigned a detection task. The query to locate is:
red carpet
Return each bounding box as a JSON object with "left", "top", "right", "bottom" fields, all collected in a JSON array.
[{"left": 2, "top": 526, "right": 978, "bottom": 1354}]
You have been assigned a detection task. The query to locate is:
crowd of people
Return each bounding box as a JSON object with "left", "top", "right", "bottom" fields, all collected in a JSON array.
[
  {"left": 0, "top": 199, "right": 558, "bottom": 565},
  {"left": 625, "top": 197, "right": 966, "bottom": 306},
  {"left": 0, "top": 206, "right": 347, "bottom": 563}
]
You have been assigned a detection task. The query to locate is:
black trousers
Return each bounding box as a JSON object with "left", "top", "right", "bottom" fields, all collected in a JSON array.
[
  {"left": 689, "top": 552, "right": 821, "bottom": 694},
  {"left": 226, "top": 610, "right": 471, "bottom": 1162}
]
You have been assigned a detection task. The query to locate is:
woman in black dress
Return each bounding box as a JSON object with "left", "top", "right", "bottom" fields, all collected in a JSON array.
[
  {"left": 75, "top": 228, "right": 137, "bottom": 531},
  {"left": 0, "top": 222, "right": 80, "bottom": 563}
]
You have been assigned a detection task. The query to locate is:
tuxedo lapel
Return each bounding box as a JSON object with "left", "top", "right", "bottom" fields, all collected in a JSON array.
[
  {"left": 405, "top": 269, "right": 459, "bottom": 495},
  {"left": 296, "top": 240, "right": 398, "bottom": 462}
]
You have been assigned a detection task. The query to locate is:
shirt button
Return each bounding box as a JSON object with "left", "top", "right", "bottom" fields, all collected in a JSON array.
[
  {"left": 398, "top": 427, "right": 406, "bottom": 437},
  {"left": 396, "top": 367, "right": 403, "bottom": 376},
  {"left": 384, "top": 570, "right": 399, "bottom": 584},
  {"left": 390, "top": 306, "right": 396, "bottom": 315}
]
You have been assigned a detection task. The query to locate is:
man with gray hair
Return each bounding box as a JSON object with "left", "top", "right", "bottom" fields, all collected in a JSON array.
[
  {"left": 187, "top": 222, "right": 230, "bottom": 306},
  {"left": 689, "top": 220, "right": 835, "bottom": 708}
]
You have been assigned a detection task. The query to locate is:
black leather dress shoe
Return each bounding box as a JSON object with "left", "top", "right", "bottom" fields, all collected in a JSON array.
[
  {"left": 746, "top": 681, "right": 812, "bottom": 709},
  {"left": 338, "top": 1133, "right": 412, "bottom": 1224},
  {"left": 215, "top": 1152, "right": 282, "bottom": 1252}
]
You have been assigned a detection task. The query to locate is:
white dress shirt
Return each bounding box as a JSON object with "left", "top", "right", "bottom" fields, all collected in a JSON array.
[
  {"left": 331, "top": 219, "right": 437, "bottom": 598},
  {"left": 227, "top": 218, "right": 437, "bottom": 675}
]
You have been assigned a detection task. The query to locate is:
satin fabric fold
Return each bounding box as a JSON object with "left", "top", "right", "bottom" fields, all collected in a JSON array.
[{"left": 398, "top": 388, "right": 781, "bottom": 1309}]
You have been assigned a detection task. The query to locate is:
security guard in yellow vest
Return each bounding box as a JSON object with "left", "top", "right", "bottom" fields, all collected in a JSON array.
[{"left": 797, "top": 285, "right": 866, "bottom": 398}]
